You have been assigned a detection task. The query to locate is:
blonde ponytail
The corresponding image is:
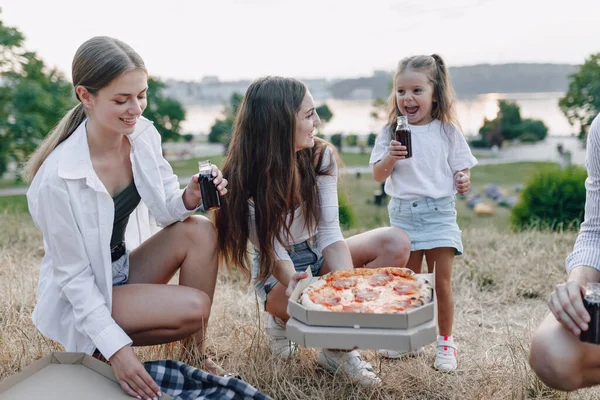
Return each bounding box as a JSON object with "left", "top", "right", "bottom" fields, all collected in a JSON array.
[{"left": 24, "top": 103, "right": 86, "bottom": 182}]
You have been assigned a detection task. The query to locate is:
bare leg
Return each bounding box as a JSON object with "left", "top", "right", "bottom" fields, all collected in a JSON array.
[
  {"left": 405, "top": 250, "right": 424, "bottom": 274},
  {"left": 530, "top": 312, "right": 600, "bottom": 391},
  {"left": 339, "top": 227, "right": 410, "bottom": 270},
  {"left": 425, "top": 247, "right": 455, "bottom": 336},
  {"left": 112, "top": 215, "right": 221, "bottom": 373}
]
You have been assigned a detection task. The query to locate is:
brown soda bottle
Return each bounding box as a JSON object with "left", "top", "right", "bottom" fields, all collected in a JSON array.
[
  {"left": 395, "top": 115, "right": 412, "bottom": 159},
  {"left": 198, "top": 160, "right": 221, "bottom": 211},
  {"left": 580, "top": 283, "right": 600, "bottom": 344}
]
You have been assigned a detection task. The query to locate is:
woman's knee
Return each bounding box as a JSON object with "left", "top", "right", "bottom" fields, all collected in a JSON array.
[
  {"left": 383, "top": 227, "right": 411, "bottom": 265},
  {"left": 184, "top": 289, "right": 212, "bottom": 330},
  {"left": 182, "top": 215, "right": 217, "bottom": 247},
  {"left": 529, "top": 319, "right": 584, "bottom": 391}
]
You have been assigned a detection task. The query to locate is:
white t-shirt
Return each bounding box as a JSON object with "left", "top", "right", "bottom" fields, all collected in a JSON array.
[
  {"left": 248, "top": 145, "right": 345, "bottom": 262},
  {"left": 369, "top": 119, "right": 478, "bottom": 200}
]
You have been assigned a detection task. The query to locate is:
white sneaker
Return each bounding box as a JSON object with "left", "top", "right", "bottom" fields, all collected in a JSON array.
[
  {"left": 265, "top": 313, "right": 297, "bottom": 359},
  {"left": 434, "top": 335, "right": 457, "bottom": 372},
  {"left": 378, "top": 347, "right": 425, "bottom": 359},
  {"left": 317, "top": 349, "right": 381, "bottom": 386}
]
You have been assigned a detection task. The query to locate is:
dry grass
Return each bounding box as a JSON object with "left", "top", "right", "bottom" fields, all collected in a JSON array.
[{"left": 2, "top": 212, "right": 600, "bottom": 399}]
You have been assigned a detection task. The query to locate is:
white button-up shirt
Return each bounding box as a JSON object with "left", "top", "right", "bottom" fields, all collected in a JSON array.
[{"left": 27, "top": 117, "right": 196, "bottom": 359}]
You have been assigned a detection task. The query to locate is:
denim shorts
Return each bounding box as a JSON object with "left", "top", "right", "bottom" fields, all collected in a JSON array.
[
  {"left": 388, "top": 196, "right": 463, "bottom": 255},
  {"left": 252, "top": 238, "right": 325, "bottom": 304},
  {"left": 111, "top": 251, "right": 130, "bottom": 287}
]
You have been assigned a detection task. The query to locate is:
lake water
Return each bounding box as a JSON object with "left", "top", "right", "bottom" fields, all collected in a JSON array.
[{"left": 181, "top": 92, "right": 576, "bottom": 138}]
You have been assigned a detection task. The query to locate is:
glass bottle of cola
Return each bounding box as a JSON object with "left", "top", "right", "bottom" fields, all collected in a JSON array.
[
  {"left": 198, "top": 160, "right": 221, "bottom": 211},
  {"left": 395, "top": 115, "right": 412, "bottom": 159}
]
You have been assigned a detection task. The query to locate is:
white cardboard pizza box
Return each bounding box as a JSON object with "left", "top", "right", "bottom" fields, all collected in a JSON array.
[
  {"left": 0, "top": 352, "right": 175, "bottom": 400},
  {"left": 285, "top": 270, "right": 437, "bottom": 351},
  {"left": 286, "top": 315, "right": 437, "bottom": 351},
  {"left": 287, "top": 270, "right": 435, "bottom": 329}
]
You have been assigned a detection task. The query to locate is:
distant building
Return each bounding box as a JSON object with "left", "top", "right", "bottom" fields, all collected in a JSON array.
[{"left": 201, "top": 76, "right": 219, "bottom": 84}]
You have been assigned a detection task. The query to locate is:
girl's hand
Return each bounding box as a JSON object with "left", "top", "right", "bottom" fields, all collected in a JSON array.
[
  {"left": 183, "top": 166, "right": 228, "bottom": 209},
  {"left": 285, "top": 271, "right": 309, "bottom": 298},
  {"left": 548, "top": 280, "right": 590, "bottom": 336},
  {"left": 208, "top": 164, "right": 228, "bottom": 197},
  {"left": 110, "top": 346, "right": 161, "bottom": 400},
  {"left": 454, "top": 172, "right": 470, "bottom": 196},
  {"left": 388, "top": 140, "right": 408, "bottom": 160}
]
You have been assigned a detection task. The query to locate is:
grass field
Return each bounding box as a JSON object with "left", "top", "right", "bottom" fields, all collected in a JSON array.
[{"left": 3, "top": 160, "right": 597, "bottom": 399}]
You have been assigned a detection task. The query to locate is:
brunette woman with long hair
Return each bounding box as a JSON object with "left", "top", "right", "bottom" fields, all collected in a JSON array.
[{"left": 215, "top": 76, "right": 411, "bottom": 386}]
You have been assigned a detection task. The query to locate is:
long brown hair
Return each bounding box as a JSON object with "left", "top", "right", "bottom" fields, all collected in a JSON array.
[
  {"left": 215, "top": 76, "right": 336, "bottom": 281},
  {"left": 385, "top": 54, "right": 460, "bottom": 138},
  {"left": 24, "top": 36, "right": 146, "bottom": 181}
]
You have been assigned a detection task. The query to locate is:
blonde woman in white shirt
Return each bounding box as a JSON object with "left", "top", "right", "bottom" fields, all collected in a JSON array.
[
  {"left": 24, "top": 36, "right": 228, "bottom": 400},
  {"left": 370, "top": 54, "right": 478, "bottom": 372},
  {"left": 214, "top": 76, "right": 411, "bottom": 387}
]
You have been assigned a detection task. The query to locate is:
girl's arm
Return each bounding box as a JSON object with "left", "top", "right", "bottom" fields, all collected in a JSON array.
[
  {"left": 272, "top": 260, "right": 297, "bottom": 289},
  {"left": 31, "top": 182, "right": 131, "bottom": 360},
  {"left": 315, "top": 146, "right": 346, "bottom": 256},
  {"left": 372, "top": 154, "right": 398, "bottom": 182},
  {"left": 370, "top": 126, "right": 407, "bottom": 182},
  {"left": 146, "top": 124, "right": 198, "bottom": 224}
]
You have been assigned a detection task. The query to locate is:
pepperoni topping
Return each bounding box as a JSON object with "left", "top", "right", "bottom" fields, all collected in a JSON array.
[
  {"left": 369, "top": 273, "right": 392, "bottom": 287},
  {"left": 384, "top": 300, "right": 410, "bottom": 313},
  {"left": 330, "top": 277, "right": 358, "bottom": 290},
  {"left": 314, "top": 295, "right": 341, "bottom": 306},
  {"left": 393, "top": 282, "right": 418, "bottom": 296},
  {"left": 352, "top": 288, "right": 379, "bottom": 302}
]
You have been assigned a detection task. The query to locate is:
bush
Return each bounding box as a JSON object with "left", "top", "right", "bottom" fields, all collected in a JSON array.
[
  {"left": 511, "top": 165, "right": 587, "bottom": 231},
  {"left": 345, "top": 134, "right": 358, "bottom": 146},
  {"left": 330, "top": 133, "right": 343, "bottom": 152},
  {"left": 519, "top": 118, "right": 548, "bottom": 142},
  {"left": 367, "top": 133, "right": 377, "bottom": 147},
  {"left": 338, "top": 190, "right": 357, "bottom": 230},
  {"left": 469, "top": 137, "right": 490, "bottom": 148}
]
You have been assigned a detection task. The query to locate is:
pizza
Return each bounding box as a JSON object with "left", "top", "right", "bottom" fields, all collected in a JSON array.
[{"left": 300, "top": 267, "right": 433, "bottom": 314}]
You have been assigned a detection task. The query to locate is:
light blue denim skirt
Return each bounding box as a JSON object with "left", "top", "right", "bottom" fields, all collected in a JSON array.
[
  {"left": 252, "top": 238, "right": 325, "bottom": 305},
  {"left": 388, "top": 196, "right": 463, "bottom": 255}
]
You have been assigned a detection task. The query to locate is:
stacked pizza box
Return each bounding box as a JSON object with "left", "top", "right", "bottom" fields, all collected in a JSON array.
[{"left": 286, "top": 269, "right": 437, "bottom": 352}]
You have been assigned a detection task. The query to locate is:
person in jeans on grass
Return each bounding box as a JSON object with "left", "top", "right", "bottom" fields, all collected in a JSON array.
[{"left": 214, "top": 76, "right": 411, "bottom": 387}]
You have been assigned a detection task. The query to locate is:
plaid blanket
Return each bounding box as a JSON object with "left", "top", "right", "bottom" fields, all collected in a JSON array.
[{"left": 144, "top": 360, "right": 272, "bottom": 400}]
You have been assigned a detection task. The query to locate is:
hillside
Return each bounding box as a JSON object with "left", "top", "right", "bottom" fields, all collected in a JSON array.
[
  {"left": 328, "top": 63, "right": 578, "bottom": 100},
  {"left": 163, "top": 63, "right": 578, "bottom": 104}
]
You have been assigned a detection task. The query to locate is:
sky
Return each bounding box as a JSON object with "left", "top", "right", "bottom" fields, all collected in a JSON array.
[{"left": 2, "top": 0, "right": 599, "bottom": 82}]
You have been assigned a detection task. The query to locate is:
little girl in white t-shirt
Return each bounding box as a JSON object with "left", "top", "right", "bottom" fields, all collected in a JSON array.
[{"left": 370, "top": 54, "right": 478, "bottom": 372}]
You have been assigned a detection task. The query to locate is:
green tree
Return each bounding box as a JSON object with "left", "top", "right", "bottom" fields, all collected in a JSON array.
[
  {"left": 143, "top": 77, "right": 186, "bottom": 142},
  {"left": 478, "top": 100, "right": 547, "bottom": 146},
  {"left": 559, "top": 53, "right": 600, "bottom": 140},
  {"left": 315, "top": 103, "right": 333, "bottom": 137},
  {"left": 345, "top": 134, "right": 358, "bottom": 146},
  {"left": 208, "top": 92, "right": 243, "bottom": 145},
  {"left": 0, "top": 16, "right": 73, "bottom": 179},
  {"left": 316, "top": 104, "right": 333, "bottom": 122}
]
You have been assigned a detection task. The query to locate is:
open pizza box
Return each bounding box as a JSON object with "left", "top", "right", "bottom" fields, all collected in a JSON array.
[
  {"left": 286, "top": 269, "right": 437, "bottom": 351},
  {"left": 0, "top": 352, "right": 175, "bottom": 400}
]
